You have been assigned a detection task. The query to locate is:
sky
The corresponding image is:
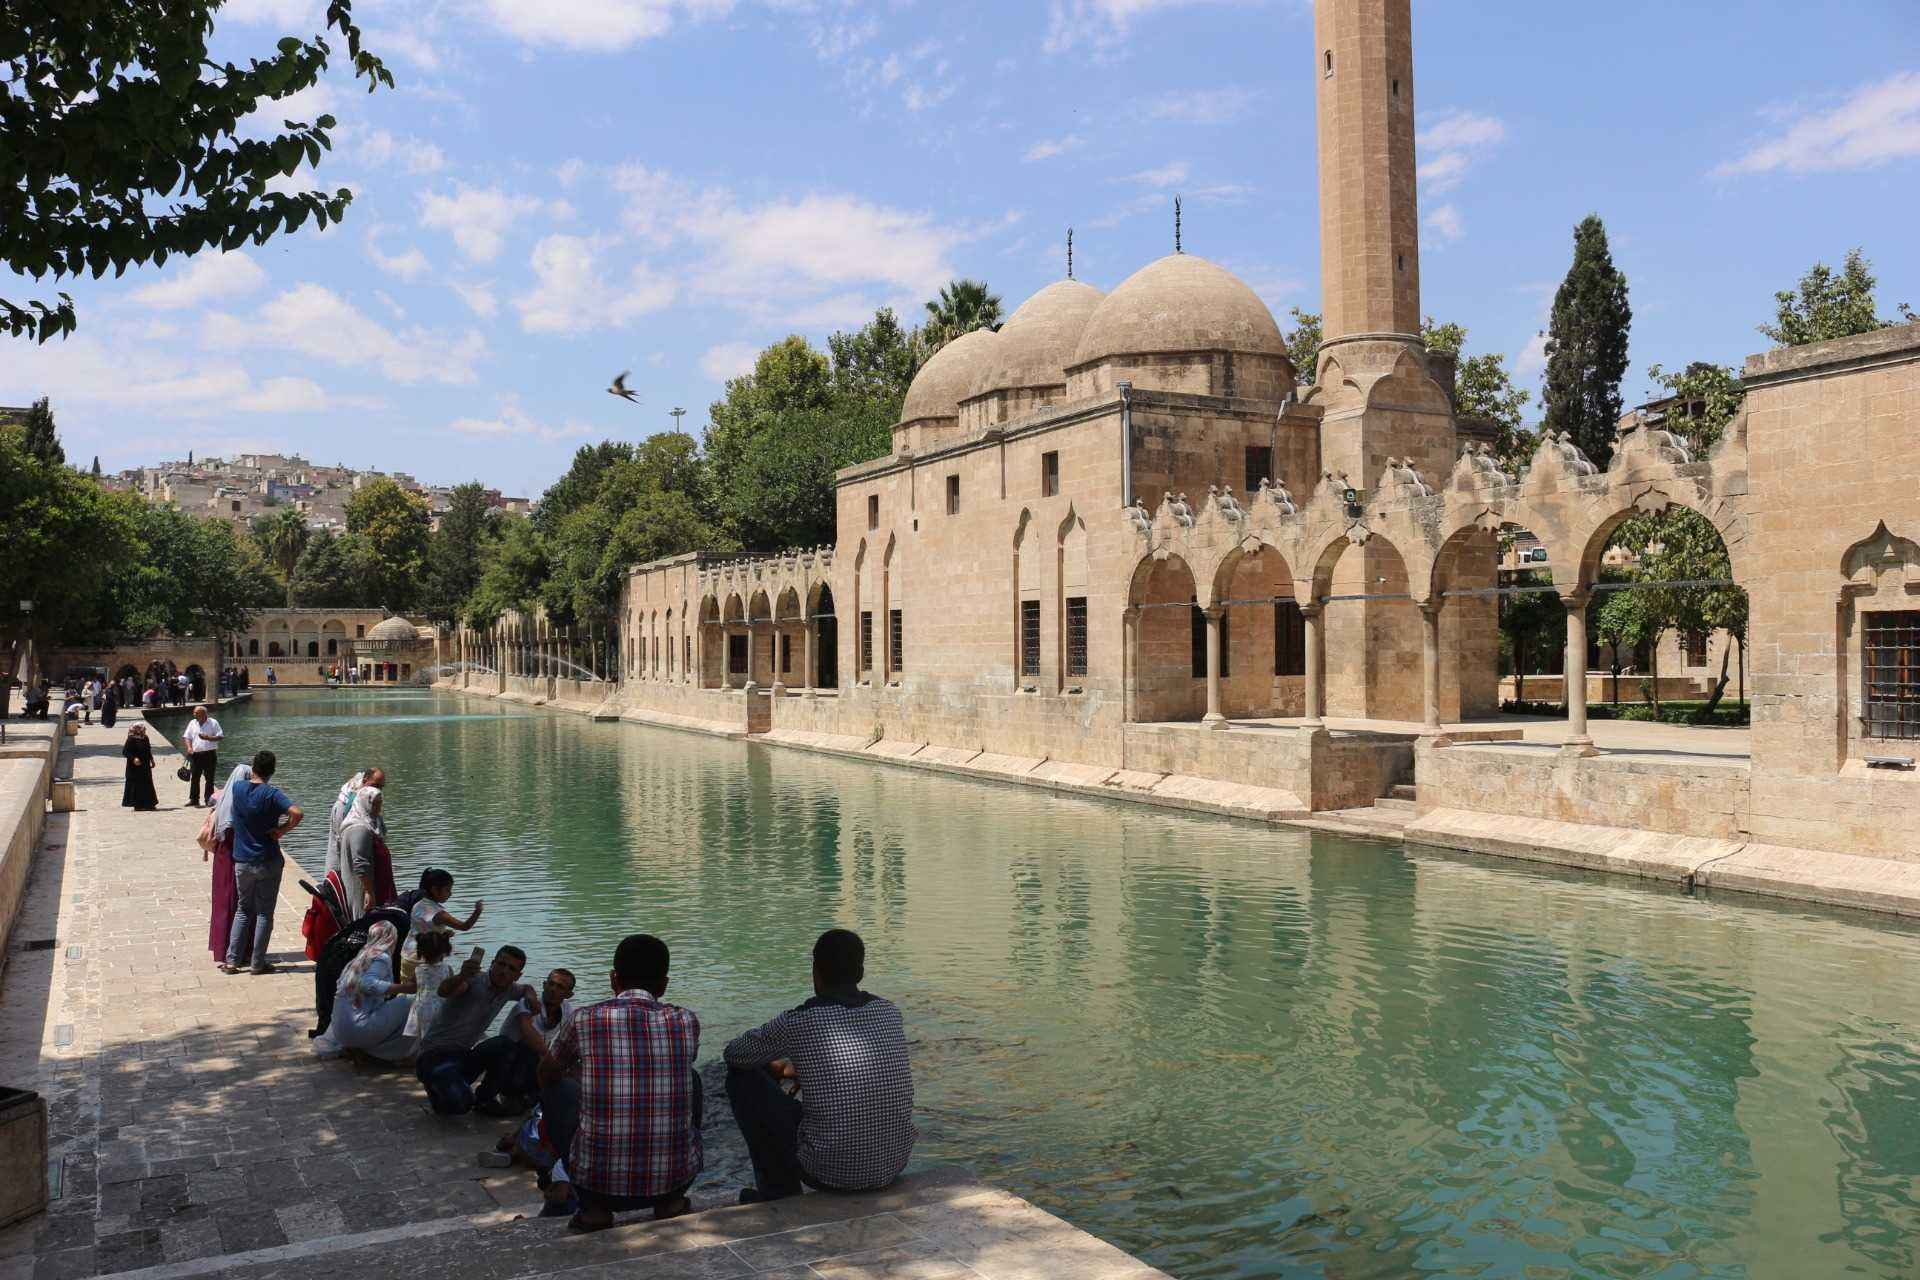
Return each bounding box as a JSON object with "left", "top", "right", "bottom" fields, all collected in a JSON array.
[{"left": 4, "top": 0, "right": 1918, "bottom": 496}]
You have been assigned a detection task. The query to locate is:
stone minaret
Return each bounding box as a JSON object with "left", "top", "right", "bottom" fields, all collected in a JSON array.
[{"left": 1315, "top": 0, "right": 1421, "bottom": 346}]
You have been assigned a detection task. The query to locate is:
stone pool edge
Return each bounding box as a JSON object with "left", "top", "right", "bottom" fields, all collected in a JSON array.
[{"left": 437, "top": 682, "right": 1920, "bottom": 925}]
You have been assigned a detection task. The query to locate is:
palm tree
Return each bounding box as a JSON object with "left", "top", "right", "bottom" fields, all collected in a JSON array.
[
  {"left": 923, "top": 278, "right": 1003, "bottom": 351},
  {"left": 254, "top": 507, "right": 311, "bottom": 608}
]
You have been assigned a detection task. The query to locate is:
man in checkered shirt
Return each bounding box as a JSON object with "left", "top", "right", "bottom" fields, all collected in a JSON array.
[
  {"left": 541, "top": 934, "right": 702, "bottom": 1231},
  {"left": 724, "top": 929, "right": 915, "bottom": 1203}
]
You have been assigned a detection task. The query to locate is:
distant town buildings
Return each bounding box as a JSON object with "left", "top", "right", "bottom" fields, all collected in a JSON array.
[{"left": 98, "top": 451, "right": 535, "bottom": 531}]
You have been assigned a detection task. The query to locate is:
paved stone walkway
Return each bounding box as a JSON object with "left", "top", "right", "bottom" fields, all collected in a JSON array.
[{"left": 0, "top": 715, "right": 1166, "bottom": 1280}]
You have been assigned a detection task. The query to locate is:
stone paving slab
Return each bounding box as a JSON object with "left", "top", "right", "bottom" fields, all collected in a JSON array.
[{"left": 0, "top": 714, "right": 1167, "bottom": 1280}]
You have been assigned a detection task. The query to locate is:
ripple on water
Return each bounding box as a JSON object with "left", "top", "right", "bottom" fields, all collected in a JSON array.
[{"left": 215, "top": 692, "right": 1920, "bottom": 1279}]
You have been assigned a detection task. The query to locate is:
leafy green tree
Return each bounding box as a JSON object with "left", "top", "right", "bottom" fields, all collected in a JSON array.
[
  {"left": 923, "top": 278, "right": 1002, "bottom": 350},
  {"left": 466, "top": 518, "right": 548, "bottom": 628},
  {"left": 251, "top": 506, "right": 311, "bottom": 606},
  {"left": 532, "top": 442, "right": 635, "bottom": 538},
  {"left": 13, "top": 398, "right": 64, "bottom": 465},
  {"left": 2, "top": 1, "right": 389, "bottom": 342},
  {"left": 90, "top": 455, "right": 100, "bottom": 476},
  {"left": 1498, "top": 570, "right": 1564, "bottom": 704},
  {"left": 827, "top": 307, "right": 922, "bottom": 410},
  {"left": 1644, "top": 361, "right": 1743, "bottom": 455},
  {"left": 0, "top": 422, "right": 137, "bottom": 650},
  {"left": 423, "top": 482, "right": 497, "bottom": 623},
  {"left": 1604, "top": 508, "right": 1747, "bottom": 716},
  {"left": 1423, "top": 318, "right": 1532, "bottom": 471},
  {"left": 1759, "top": 248, "right": 1897, "bottom": 347},
  {"left": 74, "top": 499, "right": 276, "bottom": 640},
  {"left": 1592, "top": 586, "right": 1653, "bottom": 706},
  {"left": 1285, "top": 307, "right": 1322, "bottom": 386},
  {"left": 289, "top": 528, "right": 372, "bottom": 607},
  {"left": 344, "top": 477, "right": 430, "bottom": 611},
  {"left": 1541, "top": 215, "right": 1632, "bottom": 469}
]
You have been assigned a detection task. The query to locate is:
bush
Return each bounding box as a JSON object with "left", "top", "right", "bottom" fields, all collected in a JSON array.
[{"left": 1499, "top": 698, "right": 1748, "bottom": 726}]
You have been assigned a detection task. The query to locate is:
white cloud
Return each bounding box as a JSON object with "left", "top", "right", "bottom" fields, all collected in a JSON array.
[
  {"left": 1514, "top": 331, "right": 1549, "bottom": 383},
  {"left": 555, "top": 158, "right": 590, "bottom": 189},
  {"left": 1716, "top": 71, "right": 1920, "bottom": 176},
  {"left": 204, "top": 283, "right": 486, "bottom": 385},
  {"left": 1424, "top": 203, "right": 1465, "bottom": 244},
  {"left": 128, "top": 252, "right": 269, "bottom": 310},
  {"left": 241, "top": 81, "right": 340, "bottom": 137},
  {"left": 1416, "top": 109, "right": 1505, "bottom": 193},
  {"left": 1023, "top": 135, "right": 1085, "bottom": 162},
  {"left": 611, "top": 164, "right": 966, "bottom": 323},
  {"left": 216, "top": 0, "right": 320, "bottom": 24},
  {"left": 448, "top": 399, "right": 594, "bottom": 443},
  {"left": 475, "top": 0, "right": 736, "bottom": 53},
  {"left": 1144, "top": 86, "right": 1257, "bottom": 125},
  {"left": 366, "top": 236, "right": 432, "bottom": 283},
  {"left": 353, "top": 127, "right": 446, "bottom": 174},
  {"left": 417, "top": 183, "right": 545, "bottom": 263},
  {"left": 450, "top": 280, "right": 499, "bottom": 319},
  {"left": 13, "top": 333, "right": 343, "bottom": 417},
  {"left": 364, "top": 26, "right": 443, "bottom": 70},
  {"left": 1121, "top": 161, "right": 1190, "bottom": 188},
  {"left": 700, "top": 342, "right": 760, "bottom": 382},
  {"left": 514, "top": 234, "right": 678, "bottom": 334},
  {"left": 1043, "top": 0, "right": 1214, "bottom": 54}
]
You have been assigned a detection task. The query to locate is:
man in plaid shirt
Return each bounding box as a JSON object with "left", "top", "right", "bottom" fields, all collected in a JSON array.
[
  {"left": 540, "top": 934, "right": 702, "bottom": 1231},
  {"left": 724, "top": 929, "right": 915, "bottom": 1202}
]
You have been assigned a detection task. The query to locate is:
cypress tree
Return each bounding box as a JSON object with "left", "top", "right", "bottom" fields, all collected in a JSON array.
[
  {"left": 90, "top": 455, "right": 101, "bottom": 476},
  {"left": 18, "top": 397, "right": 63, "bottom": 466},
  {"left": 1541, "top": 215, "right": 1632, "bottom": 469}
]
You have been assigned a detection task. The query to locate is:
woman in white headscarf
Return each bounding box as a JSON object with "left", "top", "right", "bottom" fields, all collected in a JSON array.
[
  {"left": 199, "top": 763, "right": 255, "bottom": 967},
  {"left": 329, "top": 921, "right": 417, "bottom": 1060},
  {"left": 326, "top": 769, "right": 368, "bottom": 882},
  {"left": 338, "top": 783, "right": 385, "bottom": 919}
]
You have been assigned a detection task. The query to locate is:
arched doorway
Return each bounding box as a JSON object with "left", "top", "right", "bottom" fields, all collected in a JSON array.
[
  {"left": 812, "top": 584, "right": 839, "bottom": 689},
  {"left": 1128, "top": 554, "right": 1201, "bottom": 722}
]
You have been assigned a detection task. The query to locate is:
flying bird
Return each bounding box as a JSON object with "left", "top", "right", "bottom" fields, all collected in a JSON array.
[{"left": 607, "top": 371, "right": 641, "bottom": 403}]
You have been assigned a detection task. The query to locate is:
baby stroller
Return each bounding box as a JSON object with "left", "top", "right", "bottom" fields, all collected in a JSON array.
[
  {"left": 310, "top": 902, "right": 411, "bottom": 1039},
  {"left": 299, "top": 871, "right": 351, "bottom": 962}
]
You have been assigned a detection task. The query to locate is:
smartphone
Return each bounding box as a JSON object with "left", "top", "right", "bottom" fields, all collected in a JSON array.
[{"left": 469, "top": 946, "right": 485, "bottom": 965}]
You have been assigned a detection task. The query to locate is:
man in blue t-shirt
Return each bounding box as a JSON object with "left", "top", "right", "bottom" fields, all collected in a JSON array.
[{"left": 223, "top": 750, "right": 304, "bottom": 975}]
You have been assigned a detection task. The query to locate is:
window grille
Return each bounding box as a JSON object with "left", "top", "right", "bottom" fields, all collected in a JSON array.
[
  {"left": 1274, "top": 600, "right": 1305, "bottom": 676},
  {"left": 1066, "top": 597, "right": 1088, "bottom": 678},
  {"left": 889, "top": 609, "right": 904, "bottom": 674},
  {"left": 860, "top": 611, "right": 873, "bottom": 673},
  {"left": 1864, "top": 611, "right": 1920, "bottom": 740},
  {"left": 684, "top": 636, "right": 691, "bottom": 672},
  {"left": 1684, "top": 630, "right": 1707, "bottom": 667},
  {"left": 1021, "top": 600, "right": 1041, "bottom": 678},
  {"left": 728, "top": 633, "right": 748, "bottom": 676},
  {"left": 1245, "top": 445, "right": 1273, "bottom": 495},
  {"left": 1041, "top": 451, "right": 1059, "bottom": 497}
]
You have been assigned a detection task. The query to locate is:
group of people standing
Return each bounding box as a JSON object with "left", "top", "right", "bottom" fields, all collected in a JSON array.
[{"left": 122, "top": 703, "right": 225, "bottom": 812}]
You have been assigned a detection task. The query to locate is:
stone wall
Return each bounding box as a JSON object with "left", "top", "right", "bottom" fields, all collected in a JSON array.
[
  {"left": 42, "top": 639, "right": 220, "bottom": 687},
  {"left": 0, "top": 724, "right": 60, "bottom": 955}
]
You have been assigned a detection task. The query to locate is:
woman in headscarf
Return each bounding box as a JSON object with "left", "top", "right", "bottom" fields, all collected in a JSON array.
[
  {"left": 101, "top": 680, "right": 119, "bottom": 729},
  {"left": 338, "top": 783, "right": 385, "bottom": 919},
  {"left": 328, "top": 920, "right": 418, "bottom": 1061},
  {"left": 326, "top": 769, "right": 368, "bottom": 886},
  {"left": 199, "top": 763, "right": 254, "bottom": 966},
  {"left": 121, "top": 725, "right": 158, "bottom": 811}
]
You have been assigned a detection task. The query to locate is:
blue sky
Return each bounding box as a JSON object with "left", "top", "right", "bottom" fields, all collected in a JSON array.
[{"left": 5, "top": 0, "right": 1917, "bottom": 495}]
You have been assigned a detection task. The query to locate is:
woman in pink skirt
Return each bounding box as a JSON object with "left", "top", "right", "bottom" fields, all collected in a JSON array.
[{"left": 198, "top": 764, "right": 252, "bottom": 965}]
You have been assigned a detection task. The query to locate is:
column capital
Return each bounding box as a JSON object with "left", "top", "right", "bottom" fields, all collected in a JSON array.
[{"left": 1557, "top": 585, "right": 1593, "bottom": 608}]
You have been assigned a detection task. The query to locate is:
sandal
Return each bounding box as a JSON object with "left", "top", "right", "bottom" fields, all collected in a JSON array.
[
  {"left": 218, "top": 964, "right": 243, "bottom": 975},
  {"left": 566, "top": 1213, "right": 614, "bottom": 1234}
]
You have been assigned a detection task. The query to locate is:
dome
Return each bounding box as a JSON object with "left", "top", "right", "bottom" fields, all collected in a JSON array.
[
  {"left": 899, "top": 326, "right": 999, "bottom": 424},
  {"left": 1069, "top": 254, "right": 1287, "bottom": 370},
  {"left": 968, "top": 279, "right": 1105, "bottom": 399},
  {"left": 366, "top": 616, "right": 418, "bottom": 641}
]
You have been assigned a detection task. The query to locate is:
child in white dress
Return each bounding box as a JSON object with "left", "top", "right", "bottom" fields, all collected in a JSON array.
[
  {"left": 403, "top": 930, "right": 455, "bottom": 1041},
  {"left": 399, "top": 867, "right": 483, "bottom": 983}
]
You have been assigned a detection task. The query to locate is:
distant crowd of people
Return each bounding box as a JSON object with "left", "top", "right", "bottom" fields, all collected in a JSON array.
[{"left": 186, "top": 753, "right": 915, "bottom": 1229}]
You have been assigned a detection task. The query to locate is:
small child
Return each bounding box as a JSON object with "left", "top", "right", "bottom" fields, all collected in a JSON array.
[
  {"left": 404, "top": 929, "right": 455, "bottom": 1041},
  {"left": 399, "top": 867, "right": 483, "bottom": 983}
]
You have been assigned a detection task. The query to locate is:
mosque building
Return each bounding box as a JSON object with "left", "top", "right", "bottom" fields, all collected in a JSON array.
[{"left": 448, "top": 0, "right": 1920, "bottom": 905}]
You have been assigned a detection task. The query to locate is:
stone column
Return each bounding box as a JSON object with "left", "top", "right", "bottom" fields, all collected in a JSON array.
[
  {"left": 1122, "top": 606, "right": 1140, "bottom": 723},
  {"left": 1302, "top": 604, "right": 1325, "bottom": 727},
  {"left": 802, "top": 621, "right": 815, "bottom": 698},
  {"left": 1562, "top": 590, "right": 1598, "bottom": 757},
  {"left": 771, "top": 625, "right": 787, "bottom": 697},
  {"left": 1202, "top": 605, "right": 1227, "bottom": 730},
  {"left": 1419, "top": 601, "right": 1445, "bottom": 739}
]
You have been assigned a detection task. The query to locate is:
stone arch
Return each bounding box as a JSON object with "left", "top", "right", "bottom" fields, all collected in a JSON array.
[
  {"left": 1572, "top": 487, "right": 1745, "bottom": 593},
  {"left": 321, "top": 618, "right": 347, "bottom": 657},
  {"left": 1309, "top": 523, "right": 1423, "bottom": 721},
  {"left": 1056, "top": 507, "right": 1090, "bottom": 686},
  {"left": 881, "top": 533, "right": 901, "bottom": 679},
  {"left": 1208, "top": 539, "right": 1297, "bottom": 717},
  {"left": 1127, "top": 551, "right": 1203, "bottom": 722},
  {"left": 1013, "top": 509, "right": 1038, "bottom": 686}
]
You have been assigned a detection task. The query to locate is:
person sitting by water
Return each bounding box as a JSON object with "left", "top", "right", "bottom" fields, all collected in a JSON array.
[
  {"left": 495, "top": 967, "right": 574, "bottom": 1108},
  {"left": 723, "top": 928, "right": 916, "bottom": 1204},
  {"left": 399, "top": 867, "right": 483, "bottom": 982},
  {"left": 329, "top": 920, "right": 418, "bottom": 1061},
  {"left": 538, "top": 935, "right": 701, "bottom": 1231},
  {"left": 416, "top": 944, "right": 536, "bottom": 1116},
  {"left": 22, "top": 681, "right": 49, "bottom": 719}
]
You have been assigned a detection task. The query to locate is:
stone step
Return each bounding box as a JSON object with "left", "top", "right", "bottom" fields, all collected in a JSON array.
[
  {"left": 1373, "top": 796, "right": 1416, "bottom": 813},
  {"left": 1388, "top": 783, "right": 1417, "bottom": 801}
]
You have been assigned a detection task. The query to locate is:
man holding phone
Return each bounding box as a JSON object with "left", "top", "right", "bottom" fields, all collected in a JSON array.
[{"left": 416, "top": 944, "right": 537, "bottom": 1116}]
